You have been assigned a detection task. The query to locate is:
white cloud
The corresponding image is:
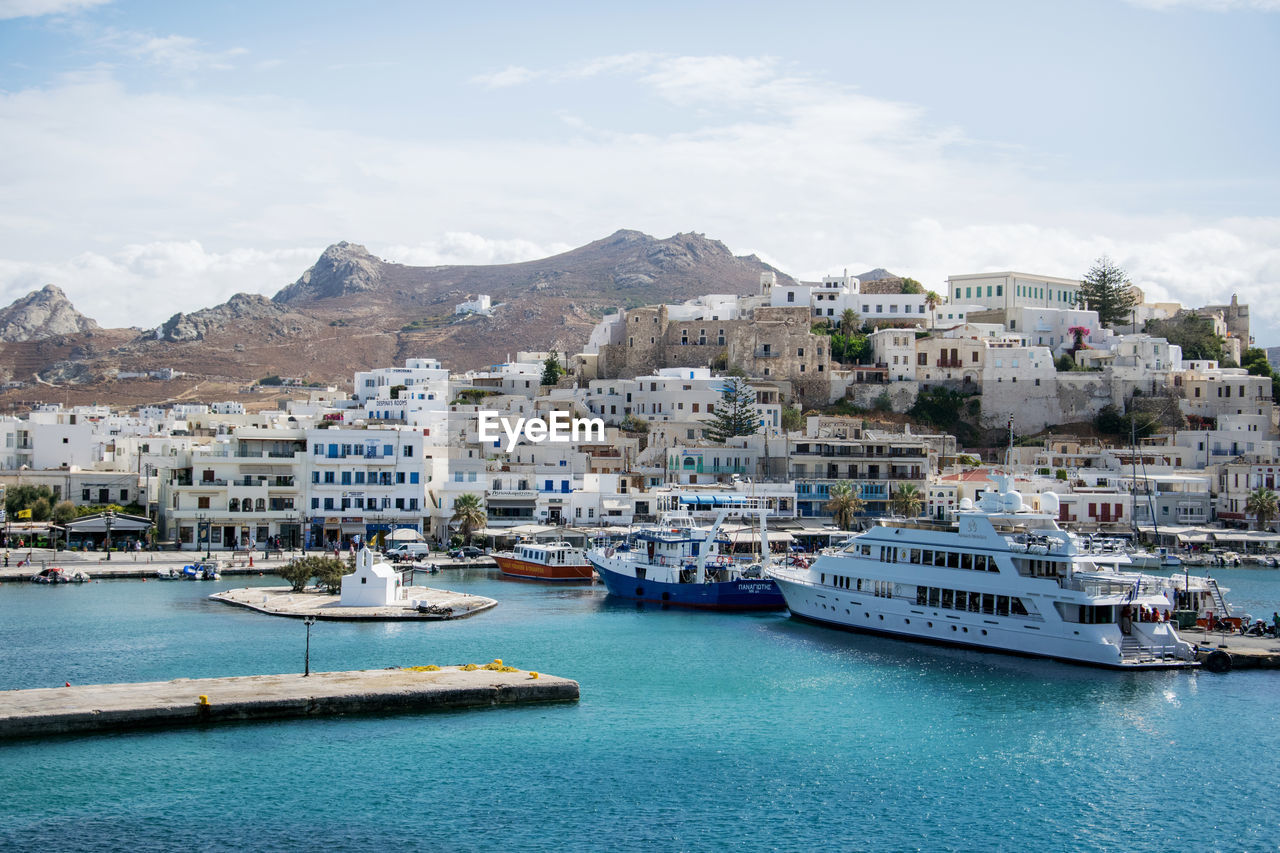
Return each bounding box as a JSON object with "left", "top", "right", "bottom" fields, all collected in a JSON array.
[
  {"left": 382, "top": 234, "right": 572, "bottom": 268},
  {"left": 1, "top": 55, "right": 1277, "bottom": 343},
  {"left": 0, "top": 0, "right": 108, "bottom": 20},
  {"left": 470, "top": 65, "right": 541, "bottom": 88},
  {"left": 98, "top": 30, "right": 249, "bottom": 73},
  {"left": 0, "top": 242, "right": 320, "bottom": 328}
]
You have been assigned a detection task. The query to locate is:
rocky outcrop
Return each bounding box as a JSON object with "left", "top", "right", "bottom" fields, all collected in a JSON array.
[
  {"left": 152, "top": 293, "right": 298, "bottom": 342},
  {"left": 273, "top": 242, "right": 385, "bottom": 303},
  {"left": 0, "top": 285, "right": 100, "bottom": 342}
]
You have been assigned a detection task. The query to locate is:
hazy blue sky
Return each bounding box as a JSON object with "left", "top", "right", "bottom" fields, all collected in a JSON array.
[{"left": 1, "top": 0, "right": 1277, "bottom": 340}]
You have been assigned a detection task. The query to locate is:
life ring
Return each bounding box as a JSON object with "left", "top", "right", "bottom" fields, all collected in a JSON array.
[{"left": 1204, "top": 650, "right": 1232, "bottom": 673}]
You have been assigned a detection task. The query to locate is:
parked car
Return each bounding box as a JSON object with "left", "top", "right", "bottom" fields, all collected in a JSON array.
[
  {"left": 384, "top": 542, "right": 431, "bottom": 562},
  {"left": 449, "top": 546, "right": 484, "bottom": 560}
]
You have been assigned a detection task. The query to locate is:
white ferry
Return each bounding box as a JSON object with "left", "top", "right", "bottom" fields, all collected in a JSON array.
[{"left": 767, "top": 476, "right": 1203, "bottom": 669}]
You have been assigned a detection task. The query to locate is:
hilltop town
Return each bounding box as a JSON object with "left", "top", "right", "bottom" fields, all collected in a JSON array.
[{"left": 1, "top": 251, "right": 1275, "bottom": 554}]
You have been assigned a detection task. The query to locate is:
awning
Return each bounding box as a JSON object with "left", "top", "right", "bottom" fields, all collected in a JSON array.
[
  {"left": 1211, "top": 532, "right": 1252, "bottom": 542},
  {"left": 387, "top": 528, "right": 423, "bottom": 542},
  {"left": 63, "top": 513, "right": 152, "bottom": 533},
  {"left": 1176, "top": 533, "right": 1211, "bottom": 544},
  {"left": 602, "top": 499, "right": 628, "bottom": 510}
]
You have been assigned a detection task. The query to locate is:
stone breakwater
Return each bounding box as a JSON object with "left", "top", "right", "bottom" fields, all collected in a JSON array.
[
  {"left": 210, "top": 585, "right": 497, "bottom": 620},
  {"left": 0, "top": 667, "right": 579, "bottom": 739}
]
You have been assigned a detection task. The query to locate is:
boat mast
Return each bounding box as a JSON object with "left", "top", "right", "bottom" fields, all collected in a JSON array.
[{"left": 696, "top": 509, "right": 730, "bottom": 584}]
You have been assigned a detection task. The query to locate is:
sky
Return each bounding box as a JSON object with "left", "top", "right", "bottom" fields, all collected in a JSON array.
[{"left": 0, "top": 0, "right": 1277, "bottom": 342}]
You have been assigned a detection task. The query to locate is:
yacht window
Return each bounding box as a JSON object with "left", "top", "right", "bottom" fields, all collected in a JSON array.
[
  {"left": 910, "top": 549, "right": 921, "bottom": 563},
  {"left": 974, "top": 554, "right": 986, "bottom": 571},
  {"left": 934, "top": 551, "right": 946, "bottom": 567},
  {"left": 1011, "top": 598, "right": 1029, "bottom": 617},
  {"left": 996, "top": 596, "right": 1010, "bottom": 617},
  {"left": 960, "top": 553, "right": 973, "bottom": 571},
  {"left": 928, "top": 587, "right": 941, "bottom": 607},
  {"left": 916, "top": 586, "right": 927, "bottom": 605},
  {"left": 954, "top": 590, "right": 967, "bottom": 611},
  {"left": 969, "top": 593, "right": 981, "bottom": 613},
  {"left": 946, "top": 551, "right": 960, "bottom": 569},
  {"left": 941, "top": 589, "right": 954, "bottom": 609},
  {"left": 982, "top": 594, "right": 995, "bottom": 615}
]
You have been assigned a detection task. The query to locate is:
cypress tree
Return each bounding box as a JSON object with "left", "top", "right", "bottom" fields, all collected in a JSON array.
[{"left": 704, "top": 376, "right": 760, "bottom": 443}]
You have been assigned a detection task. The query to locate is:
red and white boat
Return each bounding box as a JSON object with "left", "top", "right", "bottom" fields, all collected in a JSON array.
[{"left": 493, "top": 541, "right": 594, "bottom": 582}]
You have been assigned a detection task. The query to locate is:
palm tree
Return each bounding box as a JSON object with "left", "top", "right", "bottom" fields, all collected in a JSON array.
[
  {"left": 925, "top": 290, "right": 941, "bottom": 329},
  {"left": 451, "top": 493, "right": 487, "bottom": 545},
  {"left": 890, "top": 483, "right": 924, "bottom": 518},
  {"left": 840, "top": 308, "right": 861, "bottom": 336},
  {"left": 1245, "top": 487, "right": 1278, "bottom": 531},
  {"left": 824, "top": 483, "right": 865, "bottom": 531}
]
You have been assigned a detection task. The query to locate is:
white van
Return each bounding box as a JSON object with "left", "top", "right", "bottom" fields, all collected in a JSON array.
[{"left": 384, "top": 542, "right": 431, "bottom": 561}]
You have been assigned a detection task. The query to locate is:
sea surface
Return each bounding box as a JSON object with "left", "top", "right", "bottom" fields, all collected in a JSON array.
[{"left": 2, "top": 566, "right": 1279, "bottom": 852}]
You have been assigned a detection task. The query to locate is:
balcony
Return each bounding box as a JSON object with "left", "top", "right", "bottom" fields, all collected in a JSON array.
[
  {"left": 755, "top": 349, "right": 781, "bottom": 358},
  {"left": 935, "top": 358, "right": 962, "bottom": 369}
]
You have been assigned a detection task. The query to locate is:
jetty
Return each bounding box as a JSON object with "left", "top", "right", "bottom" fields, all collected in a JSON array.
[
  {"left": 0, "top": 553, "right": 498, "bottom": 583},
  {"left": 1190, "top": 630, "right": 1280, "bottom": 671},
  {"left": 0, "top": 666, "right": 578, "bottom": 739},
  {"left": 210, "top": 585, "right": 497, "bottom": 620}
]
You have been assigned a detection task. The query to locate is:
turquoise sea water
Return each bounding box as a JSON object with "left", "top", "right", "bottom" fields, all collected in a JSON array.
[{"left": 2, "top": 567, "right": 1279, "bottom": 852}]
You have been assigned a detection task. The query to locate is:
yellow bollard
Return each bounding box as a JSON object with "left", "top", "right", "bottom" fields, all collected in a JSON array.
[
  {"left": 529, "top": 672, "right": 539, "bottom": 679},
  {"left": 197, "top": 695, "right": 210, "bottom": 706}
]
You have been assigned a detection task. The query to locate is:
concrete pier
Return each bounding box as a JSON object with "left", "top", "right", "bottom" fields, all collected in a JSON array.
[
  {"left": 210, "top": 585, "right": 497, "bottom": 620},
  {"left": 0, "top": 553, "right": 498, "bottom": 583},
  {"left": 0, "top": 666, "right": 578, "bottom": 739},
  {"left": 1189, "top": 630, "right": 1280, "bottom": 670}
]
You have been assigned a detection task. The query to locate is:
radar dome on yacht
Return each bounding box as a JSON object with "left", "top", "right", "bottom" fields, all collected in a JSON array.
[
  {"left": 1039, "top": 492, "right": 1060, "bottom": 516},
  {"left": 959, "top": 497, "right": 974, "bottom": 511},
  {"left": 1001, "top": 491, "right": 1024, "bottom": 513}
]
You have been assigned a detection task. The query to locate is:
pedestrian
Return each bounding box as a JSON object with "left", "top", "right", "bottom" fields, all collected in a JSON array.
[{"left": 3, "top": 550, "right": 8, "bottom": 567}]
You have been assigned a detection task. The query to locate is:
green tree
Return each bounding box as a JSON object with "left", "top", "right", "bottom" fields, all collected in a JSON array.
[
  {"left": 278, "top": 555, "right": 323, "bottom": 592},
  {"left": 1080, "top": 255, "right": 1136, "bottom": 328},
  {"left": 51, "top": 500, "right": 77, "bottom": 525},
  {"left": 314, "top": 555, "right": 351, "bottom": 594},
  {"left": 541, "top": 353, "right": 565, "bottom": 387},
  {"left": 704, "top": 376, "right": 760, "bottom": 443},
  {"left": 780, "top": 405, "right": 804, "bottom": 432},
  {"left": 1146, "top": 314, "right": 1225, "bottom": 361},
  {"left": 890, "top": 483, "right": 924, "bottom": 517},
  {"left": 451, "top": 493, "right": 487, "bottom": 545},
  {"left": 900, "top": 277, "right": 924, "bottom": 295},
  {"left": 840, "top": 308, "right": 860, "bottom": 336},
  {"left": 619, "top": 414, "right": 649, "bottom": 434},
  {"left": 389, "top": 384, "right": 407, "bottom": 399},
  {"left": 1055, "top": 353, "right": 1077, "bottom": 372},
  {"left": 924, "top": 290, "right": 941, "bottom": 328},
  {"left": 824, "top": 483, "right": 865, "bottom": 530},
  {"left": 5, "top": 484, "right": 56, "bottom": 518},
  {"left": 1246, "top": 487, "right": 1278, "bottom": 531}
]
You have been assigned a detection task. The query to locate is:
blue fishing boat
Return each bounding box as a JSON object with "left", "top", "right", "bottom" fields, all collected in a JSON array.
[{"left": 587, "top": 510, "right": 785, "bottom": 610}]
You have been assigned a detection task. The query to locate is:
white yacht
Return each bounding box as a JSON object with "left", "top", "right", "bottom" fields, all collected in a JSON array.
[{"left": 767, "top": 476, "right": 1203, "bottom": 669}]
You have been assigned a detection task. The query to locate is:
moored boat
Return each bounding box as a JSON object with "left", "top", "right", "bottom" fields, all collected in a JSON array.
[
  {"left": 587, "top": 509, "right": 785, "bottom": 610},
  {"left": 767, "top": 476, "right": 1208, "bottom": 669},
  {"left": 493, "top": 540, "right": 593, "bottom": 581}
]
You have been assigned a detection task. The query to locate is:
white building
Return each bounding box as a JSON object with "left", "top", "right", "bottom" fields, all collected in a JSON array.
[
  {"left": 455, "top": 294, "right": 492, "bottom": 315},
  {"left": 340, "top": 547, "right": 400, "bottom": 606},
  {"left": 947, "top": 271, "right": 1082, "bottom": 313}
]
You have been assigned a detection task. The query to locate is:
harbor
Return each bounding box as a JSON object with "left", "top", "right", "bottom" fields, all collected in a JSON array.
[{"left": 0, "top": 666, "right": 577, "bottom": 739}]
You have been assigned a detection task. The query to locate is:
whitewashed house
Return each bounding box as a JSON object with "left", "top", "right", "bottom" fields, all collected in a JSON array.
[{"left": 340, "top": 547, "right": 399, "bottom": 606}]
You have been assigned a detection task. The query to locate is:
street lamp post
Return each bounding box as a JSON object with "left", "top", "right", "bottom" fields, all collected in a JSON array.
[
  {"left": 302, "top": 615, "right": 316, "bottom": 676},
  {"left": 298, "top": 512, "right": 307, "bottom": 554},
  {"left": 104, "top": 510, "right": 114, "bottom": 561}
]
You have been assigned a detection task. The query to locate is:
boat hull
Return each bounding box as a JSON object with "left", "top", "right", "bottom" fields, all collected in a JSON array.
[
  {"left": 769, "top": 572, "right": 1196, "bottom": 669},
  {"left": 493, "top": 554, "right": 594, "bottom": 582},
  {"left": 590, "top": 558, "right": 785, "bottom": 611}
]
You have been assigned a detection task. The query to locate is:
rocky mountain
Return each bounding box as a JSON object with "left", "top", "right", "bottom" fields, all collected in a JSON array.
[
  {"left": 854, "top": 268, "right": 896, "bottom": 282},
  {"left": 272, "top": 241, "right": 386, "bottom": 303},
  {"left": 0, "top": 230, "right": 798, "bottom": 403},
  {"left": 0, "top": 284, "right": 100, "bottom": 342}
]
